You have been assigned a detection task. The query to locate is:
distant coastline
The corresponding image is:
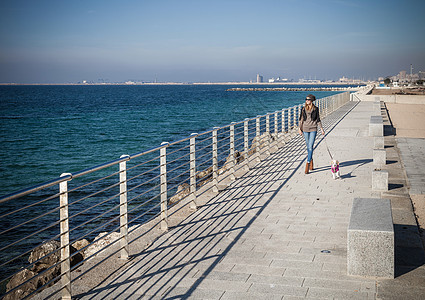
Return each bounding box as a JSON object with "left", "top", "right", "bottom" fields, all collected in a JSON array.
[{"left": 0, "top": 81, "right": 369, "bottom": 86}]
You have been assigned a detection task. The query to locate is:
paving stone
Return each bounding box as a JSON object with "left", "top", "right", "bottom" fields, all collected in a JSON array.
[
  {"left": 307, "top": 287, "right": 374, "bottom": 299},
  {"left": 248, "top": 283, "right": 308, "bottom": 297},
  {"left": 221, "top": 291, "right": 283, "bottom": 300},
  {"left": 247, "top": 274, "right": 304, "bottom": 287}
]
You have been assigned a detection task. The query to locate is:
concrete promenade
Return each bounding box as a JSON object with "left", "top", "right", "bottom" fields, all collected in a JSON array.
[{"left": 75, "top": 101, "right": 425, "bottom": 299}]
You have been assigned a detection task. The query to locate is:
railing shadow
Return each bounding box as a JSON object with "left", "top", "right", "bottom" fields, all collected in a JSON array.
[
  {"left": 73, "top": 136, "right": 306, "bottom": 299},
  {"left": 74, "top": 101, "right": 359, "bottom": 299}
]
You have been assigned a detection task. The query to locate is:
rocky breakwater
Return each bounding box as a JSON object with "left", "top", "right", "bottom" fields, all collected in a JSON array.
[
  {"left": 4, "top": 233, "right": 124, "bottom": 300},
  {"left": 4, "top": 240, "right": 86, "bottom": 300},
  {"left": 168, "top": 132, "right": 277, "bottom": 205},
  {"left": 226, "top": 87, "right": 358, "bottom": 92}
]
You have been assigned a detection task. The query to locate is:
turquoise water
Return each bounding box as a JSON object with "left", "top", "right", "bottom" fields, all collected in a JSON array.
[{"left": 0, "top": 84, "right": 346, "bottom": 196}]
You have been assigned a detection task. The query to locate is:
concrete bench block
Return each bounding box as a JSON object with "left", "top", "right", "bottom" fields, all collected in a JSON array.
[
  {"left": 369, "top": 116, "right": 383, "bottom": 137},
  {"left": 373, "top": 102, "right": 381, "bottom": 114},
  {"left": 348, "top": 198, "right": 394, "bottom": 278},
  {"left": 372, "top": 170, "right": 388, "bottom": 191},
  {"left": 370, "top": 115, "right": 383, "bottom": 122},
  {"left": 373, "top": 149, "right": 386, "bottom": 168},
  {"left": 374, "top": 136, "right": 384, "bottom": 149}
]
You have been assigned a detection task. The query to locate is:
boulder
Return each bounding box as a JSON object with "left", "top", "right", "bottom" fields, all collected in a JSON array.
[
  {"left": 219, "top": 151, "right": 244, "bottom": 175},
  {"left": 6, "top": 240, "right": 62, "bottom": 299},
  {"left": 72, "top": 239, "right": 90, "bottom": 263},
  {"left": 72, "top": 239, "right": 89, "bottom": 252},
  {"left": 28, "top": 240, "right": 62, "bottom": 288},
  {"left": 196, "top": 166, "right": 212, "bottom": 180},
  {"left": 168, "top": 183, "right": 190, "bottom": 205},
  {"left": 4, "top": 269, "right": 39, "bottom": 300},
  {"left": 84, "top": 232, "right": 121, "bottom": 259},
  {"left": 28, "top": 240, "right": 61, "bottom": 274}
]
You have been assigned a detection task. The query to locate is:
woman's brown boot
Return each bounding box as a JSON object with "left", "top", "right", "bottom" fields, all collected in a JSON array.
[
  {"left": 305, "top": 162, "right": 310, "bottom": 174},
  {"left": 310, "top": 158, "right": 314, "bottom": 170}
]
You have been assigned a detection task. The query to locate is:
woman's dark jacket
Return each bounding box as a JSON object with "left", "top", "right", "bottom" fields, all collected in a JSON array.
[{"left": 299, "top": 106, "right": 320, "bottom": 122}]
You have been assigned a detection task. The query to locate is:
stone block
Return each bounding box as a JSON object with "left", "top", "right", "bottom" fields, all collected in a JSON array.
[
  {"left": 369, "top": 116, "right": 383, "bottom": 137},
  {"left": 373, "top": 101, "right": 381, "bottom": 114},
  {"left": 372, "top": 170, "right": 388, "bottom": 191},
  {"left": 370, "top": 115, "right": 383, "bottom": 122},
  {"left": 373, "top": 149, "right": 386, "bottom": 168},
  {"left": 348, "top": 198, "right": 394, "bottom": 278},
  {"left": 374, "top": 136, "right": 384, "bottom": 149}
]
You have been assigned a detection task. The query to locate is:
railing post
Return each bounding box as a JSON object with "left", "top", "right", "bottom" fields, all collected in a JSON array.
[
  {"left": 230, "top": 123, "right": 236, "bottom": 180},
  {"left": 326, "top": 98, "right": 329, "bottom": 116},
  {"left": 256, "top": 116, "right": 261, "bottom": 162},
  {"left": 281, "top": 109, "right": 285, "bottom": 133},
  {"left": 274, "top": 111, "right": 278, "bottom": 147},
  {"left": 294, "top": 106, "right": 298, "bottom": 127},
  {"left": 119, "top": 155, "right": 129, "bottom": 260},
  {"left": 59, "top": 173, "right": 72, "bottom": 300},
  {"left": 286, "top": 108, "right": 289, "bottom": 130},
  {"left": 189, "top": 133, "right": 197, "bottom": 210},
  {"left": 212, "top": 127, "right": 219, "bottom": 193},
  {"left": 292, "top": 107, "right": 296, "bottom": 129},
  {"left": 319, "top": 99, "right": 323, "bottom": 117},
  {"left": 296, "top": 105, "right": 301, "bottom": 127},
  {"left": 244, "top": 118, "right": 249, "bottom": 171},
  {"left": 324, "top": 98, "right": 327, "bottom": 116},
  {"left": 160, "top": 142, "right": 168, "bottom": 231},
  {"left": 265, "top": 115, "right": 270, "bottom": 155}
]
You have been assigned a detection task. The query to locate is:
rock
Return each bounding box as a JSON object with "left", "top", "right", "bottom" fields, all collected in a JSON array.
[
  {"left": 72, "top": 239, "right": 89, "bottom": 252},
  {"left": 5, "top": 240, "right": 86, "bottom": 299},
  {"left": 27, "top": 241, "right": 62, "bottom": 288},
  {"left": 196, "top": 166, "right": 212, "bottom": 180},
  {"left": 28, "top": 240, "right": 61, "bottom": 274},
  {"left": 84, "top": 232, "right": 121, "bottom": 259},
  {"left": 6, "top": 240, "right": 62, "bottom": 299},
  {"left": 218, "top": 151, "right": 244, "bottom": 175},
  {"left": 4, "top": 269, "right": 39, "bottom": 300},
  {"left": 168, "top": 183, "right": 190, "bottom": 205},
  {"left": 72, "top": 239, "right": 90, "bottom": 263}
]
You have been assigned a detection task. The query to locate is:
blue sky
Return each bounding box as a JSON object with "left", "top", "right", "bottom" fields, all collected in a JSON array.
[{"left": 1, "top": 0, "right": 424, "bottom": 83}]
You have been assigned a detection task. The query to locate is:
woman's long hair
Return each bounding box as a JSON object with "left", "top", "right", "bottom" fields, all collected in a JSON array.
[{"left": 305, "top": 102, "right": 315, "bottom": 111}]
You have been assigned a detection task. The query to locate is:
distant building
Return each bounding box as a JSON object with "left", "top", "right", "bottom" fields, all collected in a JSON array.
[
  {"left": 269, "top": 77, "right": 288, "bottom": 83},
  {"left": 399, "top": 70, "right": 407, "bottom": 82},
  {"left": 256, "top": 74, "right": 263, "bottom": 83}
]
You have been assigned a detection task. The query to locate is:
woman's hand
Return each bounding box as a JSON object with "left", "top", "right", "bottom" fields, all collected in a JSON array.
[
  {"left": 298, "top": 128, "right": 303, "bottom": 135},
  {"left": 321, "top": 128, "right": 325, "bottom": 135}
]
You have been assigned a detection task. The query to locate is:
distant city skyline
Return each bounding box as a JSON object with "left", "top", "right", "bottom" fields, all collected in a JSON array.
[{"left": 1, "top": 0, "right": 424, "bottom": 84}]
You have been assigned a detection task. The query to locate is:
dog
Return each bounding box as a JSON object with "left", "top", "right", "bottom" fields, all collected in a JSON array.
[{"left": 331, "top": 159, "right": 341, "bottom": 179}]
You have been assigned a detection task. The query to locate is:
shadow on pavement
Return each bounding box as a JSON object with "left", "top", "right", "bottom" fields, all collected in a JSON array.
[{"left": 394, "top": 224, "right": 425, "bottom": 277}]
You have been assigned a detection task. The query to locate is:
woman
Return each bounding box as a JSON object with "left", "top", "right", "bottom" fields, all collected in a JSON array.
[{"left": 298, "top": 94, "right": 325, "bottom": 174}]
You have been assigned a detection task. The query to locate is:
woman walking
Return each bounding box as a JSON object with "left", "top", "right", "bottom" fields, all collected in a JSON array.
[{"left": 298, "top": 94, "right": 325, "bottom": 174}]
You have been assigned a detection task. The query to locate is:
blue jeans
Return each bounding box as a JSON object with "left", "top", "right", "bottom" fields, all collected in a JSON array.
[{"left": 303, "top": 131, "right": 317, "bottom": 163}]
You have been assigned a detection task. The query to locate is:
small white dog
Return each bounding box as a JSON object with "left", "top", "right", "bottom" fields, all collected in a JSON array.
[{"left": 331, "top": 159, "right": 341, "bottom": 179}]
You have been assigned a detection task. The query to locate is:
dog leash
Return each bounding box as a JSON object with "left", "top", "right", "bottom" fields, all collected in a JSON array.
[{"left": 323, "top": 135, "right": 334, "bottom": 160}]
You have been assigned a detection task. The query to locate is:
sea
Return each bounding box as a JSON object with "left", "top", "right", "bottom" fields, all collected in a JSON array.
[{"left": 0, "top": 84, "right": 357, "bottom": 288}]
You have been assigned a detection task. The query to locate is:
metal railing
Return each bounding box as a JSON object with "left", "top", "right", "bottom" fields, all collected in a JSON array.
[{"left": 0, "top": 92, "right": 350, "bottom": 299}]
